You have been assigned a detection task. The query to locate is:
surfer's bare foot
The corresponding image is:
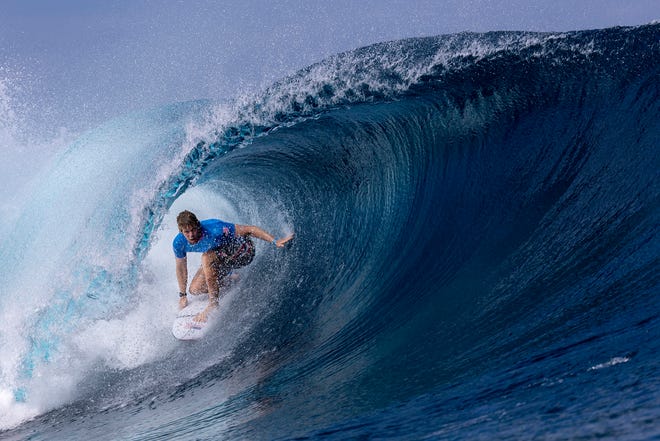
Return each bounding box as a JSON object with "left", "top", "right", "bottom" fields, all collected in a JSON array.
[{"left": 179, "top": 296, "right": 188, "bottom": 309}]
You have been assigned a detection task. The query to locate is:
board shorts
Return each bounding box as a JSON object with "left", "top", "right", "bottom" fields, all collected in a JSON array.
[{"left": 213, "top": 238, "right": 255, "bottom": 277}]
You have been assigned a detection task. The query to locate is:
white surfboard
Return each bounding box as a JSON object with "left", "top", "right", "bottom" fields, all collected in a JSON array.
[{"left": 172, "top": 294, "right": 216, "bottom": 340}]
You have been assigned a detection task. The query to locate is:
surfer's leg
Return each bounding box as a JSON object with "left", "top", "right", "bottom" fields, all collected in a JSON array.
[
  {"left": 200, "top": 250, "right": 232, "bottom": 303},
  {"left": 191, "top": 251, "right": 227, "bottom": 323},
  {"left": 188, "top": 266, "right": 208, "bottom": 295}
]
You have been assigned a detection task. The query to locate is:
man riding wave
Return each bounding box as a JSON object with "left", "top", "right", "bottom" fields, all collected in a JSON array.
[{"left": 173, "top": 210, "right": 294, "bottom": 322}]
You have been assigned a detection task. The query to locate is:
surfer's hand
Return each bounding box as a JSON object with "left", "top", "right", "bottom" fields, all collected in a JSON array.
[
  {"left": 179, "top": 295, "right": 188, "bottom": 310},
  {"left": 276, "top": 233, "right": 294, "bottom": 247}
]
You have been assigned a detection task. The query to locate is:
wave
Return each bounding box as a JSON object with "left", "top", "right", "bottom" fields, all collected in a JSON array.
[{"left": 0, "top": 23, "right": 658, "bottom": 440}]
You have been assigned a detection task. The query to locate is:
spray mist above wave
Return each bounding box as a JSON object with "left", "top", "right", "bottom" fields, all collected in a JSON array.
[
  {"left": 169, "top": 26, "right": 618, "bottom": 208},
  {"left": 180, "top": 23, "right": 659, "bottom": 189}
]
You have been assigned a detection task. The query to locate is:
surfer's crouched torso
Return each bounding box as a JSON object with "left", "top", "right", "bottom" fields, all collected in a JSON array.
[{"left": 173, "top": 219, "right": 255, "bottom": 273}]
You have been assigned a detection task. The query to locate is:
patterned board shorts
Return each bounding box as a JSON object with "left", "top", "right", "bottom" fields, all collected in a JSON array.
[{"left": 213, "top": 238, "right": 255, "bottom": 276}]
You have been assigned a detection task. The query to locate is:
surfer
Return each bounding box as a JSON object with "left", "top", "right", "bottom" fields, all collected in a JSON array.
[{"left": 173, "top": 210, "right": 294, "bottom": 322}]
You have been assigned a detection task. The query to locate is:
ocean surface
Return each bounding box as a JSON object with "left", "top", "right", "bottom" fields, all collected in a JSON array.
[{"left": 0, "top": 24, "right": 658, "bottom": 440}]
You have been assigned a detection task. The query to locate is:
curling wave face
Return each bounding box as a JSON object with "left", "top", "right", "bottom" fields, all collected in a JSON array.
[{"left": 0, "top": 24, "right": 658, "bottom": 440}]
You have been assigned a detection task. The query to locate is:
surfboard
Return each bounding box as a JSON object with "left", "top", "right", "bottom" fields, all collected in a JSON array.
[{"left": 172, "top": 294, "right": 216, "bottom": 340}]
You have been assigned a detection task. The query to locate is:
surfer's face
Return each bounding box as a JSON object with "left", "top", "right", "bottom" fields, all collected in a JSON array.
[{"left": 180, "top": 225, "right": 202, "bottom": 244}]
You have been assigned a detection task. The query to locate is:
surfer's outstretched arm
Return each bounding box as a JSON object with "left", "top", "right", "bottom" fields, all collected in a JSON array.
[{"left": 235, "top": 224, "right": 294, "bottom": 247}]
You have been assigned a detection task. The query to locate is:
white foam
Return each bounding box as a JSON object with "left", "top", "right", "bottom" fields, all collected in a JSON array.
[
  {"left": 588, "top": 356, "right": 631, "bottom": 371},
  {"left": 0, "top": 388, "right": 40, "bottom": 430}
]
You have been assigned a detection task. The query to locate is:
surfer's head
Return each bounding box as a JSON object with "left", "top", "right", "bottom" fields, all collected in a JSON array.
[{"left": 177, "top": 210, "right": 203, "bottom": 244}]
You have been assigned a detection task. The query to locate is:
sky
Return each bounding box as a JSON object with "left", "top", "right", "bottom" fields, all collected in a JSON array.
[{"left": 0, "top": 0, "right": 658, "bottom": 133}]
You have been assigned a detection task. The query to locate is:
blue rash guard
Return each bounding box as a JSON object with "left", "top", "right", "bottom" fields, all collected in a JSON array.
[{"left": 172, "top": 219, "right": 236, "bottom": 259}]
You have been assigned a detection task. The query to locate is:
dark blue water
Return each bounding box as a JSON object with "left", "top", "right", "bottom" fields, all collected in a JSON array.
[{"left": 0, "top": 24, "right": 658, "bottom": 440}]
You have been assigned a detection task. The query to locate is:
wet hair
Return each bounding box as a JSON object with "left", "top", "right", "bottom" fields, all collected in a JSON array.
[{"left": 176, "top": 210, "right": 201, "bottom": 230}]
